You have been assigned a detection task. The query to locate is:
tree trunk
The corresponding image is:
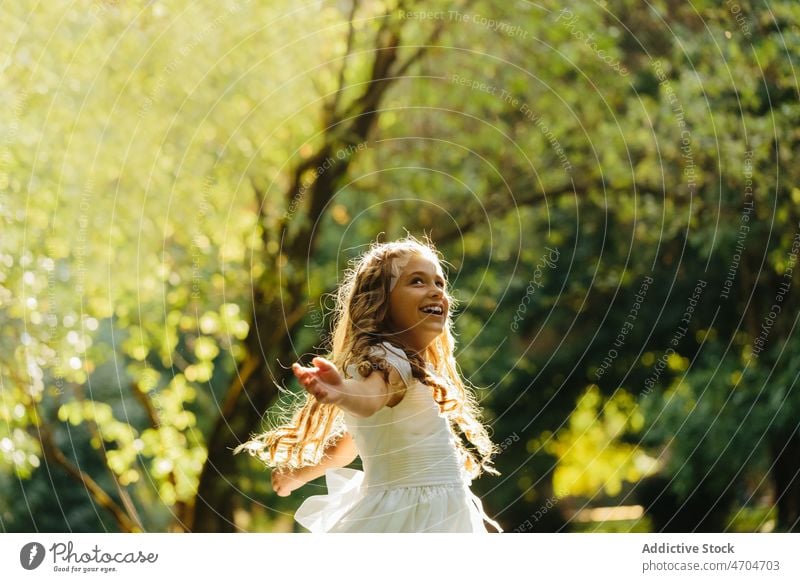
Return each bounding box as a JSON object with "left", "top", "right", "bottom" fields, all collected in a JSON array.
[
  {"left": 769, "top": 425, "right": 800, "bottom": 532},
  {"left": 188, "top": 11, "right": 452, "bottom": 532},
  {"left": 190, "top": 316, "right": 297, "bottom": 532}
]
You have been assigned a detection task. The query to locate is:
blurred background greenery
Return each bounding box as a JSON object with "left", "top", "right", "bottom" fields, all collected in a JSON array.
[{"left": 1, "top": 0, "right": 798, "bottom": 533}]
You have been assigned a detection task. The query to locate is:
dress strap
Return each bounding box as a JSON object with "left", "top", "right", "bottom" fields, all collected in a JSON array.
[
  {"left": 345, "top": 342, "right": 414, "bottom": 387},
  {"left": 373, "top": 342, "right": 414, "bottom": 387}
]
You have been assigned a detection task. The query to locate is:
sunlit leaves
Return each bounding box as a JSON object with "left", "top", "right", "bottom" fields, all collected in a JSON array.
[
  {"left": 140, "top": 421, "right": 206, "bottom": 503},
  {"left": 543, "top": 385, "right": 658, "bottom": 497},
  {"left": 0, "top": 429, "right": 41, "bottom": 479}
]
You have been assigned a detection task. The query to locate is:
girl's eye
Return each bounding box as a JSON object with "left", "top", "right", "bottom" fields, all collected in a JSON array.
[{"left": 410, "top": 276, "right": 445, "bottom": 287}]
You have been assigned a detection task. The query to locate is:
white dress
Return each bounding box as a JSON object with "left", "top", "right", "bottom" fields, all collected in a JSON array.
[{"left": 294, "top": 341, "right": 503, "bottom": 533}]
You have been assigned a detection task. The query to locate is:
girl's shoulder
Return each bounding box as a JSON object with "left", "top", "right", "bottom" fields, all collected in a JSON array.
[{"left": 347, "top": 341, "right": 415, "bottom": 387}]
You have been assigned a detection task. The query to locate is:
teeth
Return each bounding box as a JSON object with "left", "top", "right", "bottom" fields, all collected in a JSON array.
[{"left": 422, "top": 305, "right": 443, "bottom": 314}]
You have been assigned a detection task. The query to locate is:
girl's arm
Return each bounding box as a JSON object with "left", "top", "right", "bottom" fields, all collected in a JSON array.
[
  {"left": 272, "top": 431, "right": 358, "bottom": 497},
  {"left": 292, "top": 357, "right": 405, "bottom": 418}
]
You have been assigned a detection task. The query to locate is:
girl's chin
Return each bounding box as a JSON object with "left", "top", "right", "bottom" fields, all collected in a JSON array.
[{"left": 419, "top": 314, "right": 445, "bottom": 323}]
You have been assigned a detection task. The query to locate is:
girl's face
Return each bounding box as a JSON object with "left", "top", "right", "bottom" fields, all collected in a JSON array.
[{"left": 386, "top": 253, "right": 450, "bottom": 353}]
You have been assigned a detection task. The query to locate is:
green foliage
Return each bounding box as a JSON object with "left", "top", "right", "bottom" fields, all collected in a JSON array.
[
  {"left": 2, "top": 0, "right": 798, "bottom": 532},
  {"left": 542, "top": 386, "right": 657, "bottom": 498}
]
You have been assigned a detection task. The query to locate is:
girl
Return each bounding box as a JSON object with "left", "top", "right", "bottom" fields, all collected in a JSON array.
[{"left": 235, "top": 235, "right": 503, "bottom": 532}]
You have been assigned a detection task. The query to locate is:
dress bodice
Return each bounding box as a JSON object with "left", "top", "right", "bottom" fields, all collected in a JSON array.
[{"left": 342, "top": 342, "right": 468, "bottom": 490}]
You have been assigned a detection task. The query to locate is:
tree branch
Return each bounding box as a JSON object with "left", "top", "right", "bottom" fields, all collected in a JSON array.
[
  {"left": 326, "top": 0, "right": 361, "bottom": 126},
  {"left": 37, "top": 424, "right": 140, "bottom": 533},
  {"left": 431, "top": 181, "right": 579, "bottom": 247},
  {"left": 393, "top": 17, "right": 446, "bottom": 78}
]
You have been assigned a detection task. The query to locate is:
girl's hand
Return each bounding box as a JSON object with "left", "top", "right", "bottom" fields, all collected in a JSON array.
[
  {"left": 271, "top": 468, "right": 306, "bottom": 497},
  {"left": 292, "top": 357, "right": 346, "bottom": 405}
]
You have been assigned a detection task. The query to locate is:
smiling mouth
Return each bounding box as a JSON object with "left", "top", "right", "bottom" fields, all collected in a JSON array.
[{"left": 420, "top": 305, "right": 444, "bottom": 317}]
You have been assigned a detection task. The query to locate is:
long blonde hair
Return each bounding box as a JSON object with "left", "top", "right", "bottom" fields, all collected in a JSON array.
[{"left": 235, "top": 234, "right": 500, "bottom": 479}]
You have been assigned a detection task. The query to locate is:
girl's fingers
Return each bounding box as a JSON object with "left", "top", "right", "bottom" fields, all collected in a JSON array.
[
  {"left": 302, "top": 376, "right": 317, "bottom": 393},
  {"left": 294, "top": 366, "right": 314, "bottom": 386},
  {"left": 312, "top": 357, "right": 330, "bottom": 371},
  {"left": 293, "top": 363, "right": 321, "bottom": 382},
  {"left": 293, "top": 363, "right": 332, "bottom": 401}
]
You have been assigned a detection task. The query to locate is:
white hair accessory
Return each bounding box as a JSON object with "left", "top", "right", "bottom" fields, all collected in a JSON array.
[{"left": 388, "top": 253, "right": 412, "bottom": 292}]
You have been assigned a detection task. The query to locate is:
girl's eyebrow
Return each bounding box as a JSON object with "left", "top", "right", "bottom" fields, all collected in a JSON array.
[{"left": 407, "top": 271, "right": 445, "bottom": 280}]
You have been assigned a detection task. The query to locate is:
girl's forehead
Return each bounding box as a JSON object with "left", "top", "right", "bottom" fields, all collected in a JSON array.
[{"left": 399, "top": 253, "right": 445, "bottom": 278}]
